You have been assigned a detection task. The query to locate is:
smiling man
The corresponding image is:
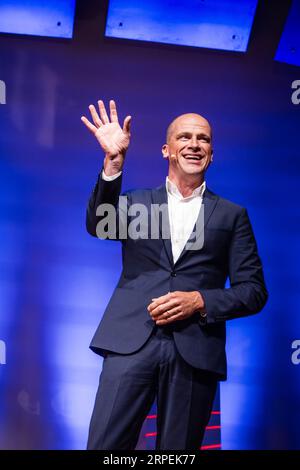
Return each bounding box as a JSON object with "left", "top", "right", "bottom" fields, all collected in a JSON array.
[
  {"left": 163, "top": 113, "right": 212, "bottom": 182},
  {"left": 81, "top": 100, "right": 268, "bottom": 450}
]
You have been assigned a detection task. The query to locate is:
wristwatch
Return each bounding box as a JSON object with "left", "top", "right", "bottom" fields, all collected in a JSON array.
[{"left": 198, "top": 309, "right": 207, "bottom": 325}]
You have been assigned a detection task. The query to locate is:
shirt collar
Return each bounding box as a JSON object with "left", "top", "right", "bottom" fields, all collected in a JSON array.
[{"left": 166, "top": 177, "right": 206, "bottom": 201}]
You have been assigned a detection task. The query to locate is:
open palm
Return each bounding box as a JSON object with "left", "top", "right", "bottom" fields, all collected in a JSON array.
[{"left": 81, "top": 100, "right": 131, "bottom": 158}]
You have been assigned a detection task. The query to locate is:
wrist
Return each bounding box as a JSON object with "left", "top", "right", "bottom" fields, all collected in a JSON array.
[
  {"left": 193, "top": 291, "right": 205, "bottom": 312},
  {"left": 103, "top": 157, "right": 124, "bottom": 176},
  {"left": 105, "top": 150, "right": 126, "bottom": 159},
  {"left": 193, "top": 291, "right": 207, "bottom": 324}
]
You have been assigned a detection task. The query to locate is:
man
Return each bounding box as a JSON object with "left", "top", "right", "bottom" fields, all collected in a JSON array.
[{"left": 81, "top": 100, "right": 268, "bottom": 450}]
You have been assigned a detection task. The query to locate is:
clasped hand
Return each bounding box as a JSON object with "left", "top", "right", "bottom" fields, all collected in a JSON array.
[{"left": 147, "top": 291, "right": 205, "bottom": 325}]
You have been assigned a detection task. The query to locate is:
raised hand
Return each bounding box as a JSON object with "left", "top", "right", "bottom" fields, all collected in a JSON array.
[{"left": 81, "top": 100, "right": 131, "bottom": 176}]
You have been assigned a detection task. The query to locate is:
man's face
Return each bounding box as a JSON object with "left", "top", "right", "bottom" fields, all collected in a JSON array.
[{"left": 162, "top": 114, "right": 213, "bottom": 178}]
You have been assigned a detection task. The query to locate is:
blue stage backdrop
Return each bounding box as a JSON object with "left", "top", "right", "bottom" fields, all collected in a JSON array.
[
  {"left": 105, "top": 0, "right": 258, "bottom": 52},
  {"left": 0, "top": 0, "right": 76, "bottom": 38},
  {"left": 0, "top": 0, "right": 299, "bottom": 450}
]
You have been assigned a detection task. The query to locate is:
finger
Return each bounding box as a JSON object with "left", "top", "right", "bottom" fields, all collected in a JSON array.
[
  {"left": 157, "top": 304, "right": 181, "bottom": 319},
  {"left": 98, "top": 100, "right": 110, "bottom": 124},
  {"left": 147, "top": 293, "right": 172, "bottom": 313},
  {"left": 109, "top": 100, "right": 119, "bottom": 123},
  {"left": 148, "top": 298, "right": 172, "bottom": 314},
  {"left": 81, "top": 116, "right": 97, "bottom": 134},
  {"left": 123, "top": 115, "right": 132, "bottom": 134},
  {"left": 149, "top": 299, "right": 179, "bottom": 318},
  {"left": 152, "top": 292, "right": 172, "bottom": 305},
  {"left": 156, "top": 312, "right": 183, "bottom": 325},
  {"left": 89, "top": 105, "right": 102, "bottom": 128},
  {"left": 163, "top": 306, "right": 182, "bottom": 319},
  {"left": 148, "top": 298, "right": 167, "bottom": 313}
]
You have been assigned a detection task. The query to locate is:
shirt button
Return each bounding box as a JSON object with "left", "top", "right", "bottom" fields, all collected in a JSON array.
[{"left": 171, "top": 272, "right": 177, "bottom": 277}]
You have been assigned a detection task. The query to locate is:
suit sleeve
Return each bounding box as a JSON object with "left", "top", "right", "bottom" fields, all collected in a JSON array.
[
  {"left": 86, "top": 169, "right": 130, "bottom": 239},
  {"left": 199, "top": 208, "right": 268, "bottom": 324}
]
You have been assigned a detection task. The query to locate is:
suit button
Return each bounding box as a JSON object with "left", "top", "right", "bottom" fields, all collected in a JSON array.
[{"left": 171, "top": 272, "right": 177, "bottom": 277}]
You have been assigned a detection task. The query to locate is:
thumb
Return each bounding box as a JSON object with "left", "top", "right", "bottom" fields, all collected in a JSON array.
[{"left": 123, "top": 115, "right": 132, "bottom": 134}]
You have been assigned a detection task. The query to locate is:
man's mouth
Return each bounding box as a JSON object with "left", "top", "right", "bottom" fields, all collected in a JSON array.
[{"left": 182, "top": 154, "right": 204, "bottom": 161}]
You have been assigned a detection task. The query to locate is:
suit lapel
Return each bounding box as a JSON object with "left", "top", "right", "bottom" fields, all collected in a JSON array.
[
  {"left": 151, "top": 184, "right": 174, "bottom": 268},
  {"left": 173, "top": 187, "right": 219, "bottom": 266},
  {"left": 203, "top": 187, "right": 219, "bottom": 227},
  {"left": 151, "top": 185, "right": 219, "bottom": 269}
]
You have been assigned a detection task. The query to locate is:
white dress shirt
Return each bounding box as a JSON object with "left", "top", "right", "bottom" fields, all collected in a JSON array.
[
  {"left": 166, "top": 177, "right": 206, "bottom": 263},
  {"left": 101, "top": 170, "right": 206, "bottom": 264}
]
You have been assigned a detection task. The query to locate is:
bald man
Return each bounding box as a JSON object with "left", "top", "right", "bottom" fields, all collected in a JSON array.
[{"left": 82, "top": 101, "right": 268, "bottom": 450}]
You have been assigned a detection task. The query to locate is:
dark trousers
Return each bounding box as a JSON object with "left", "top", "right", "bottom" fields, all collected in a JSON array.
[{"left": 87, "top": 326, "right": 218, "bottom": 450}]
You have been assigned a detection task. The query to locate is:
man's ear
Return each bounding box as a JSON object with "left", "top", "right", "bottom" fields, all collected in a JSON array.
[
  {"left": 210, "top": 150, "right": 213, "bottom": 162},
  {"left": 162, "top": 144, "right": 169, "bottom": 160}
]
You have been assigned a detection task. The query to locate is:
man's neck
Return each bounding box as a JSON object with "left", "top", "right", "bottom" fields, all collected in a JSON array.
[{"left": 167, "top": 174, "right": 205, "bottom": 198}]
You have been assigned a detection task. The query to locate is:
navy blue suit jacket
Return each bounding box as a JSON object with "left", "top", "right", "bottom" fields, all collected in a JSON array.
[{"left": 86, "top": 173, "right": 268, "bottom": 380}]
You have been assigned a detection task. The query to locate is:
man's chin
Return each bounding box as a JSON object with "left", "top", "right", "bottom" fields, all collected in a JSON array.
[{"left": 182, "top": 166, "right": 204, "bottom": 176}]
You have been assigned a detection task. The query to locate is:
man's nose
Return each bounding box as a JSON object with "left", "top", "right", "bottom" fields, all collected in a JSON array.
[{"left": 188, "top": 136, "right": 200, "bottom": 149}]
